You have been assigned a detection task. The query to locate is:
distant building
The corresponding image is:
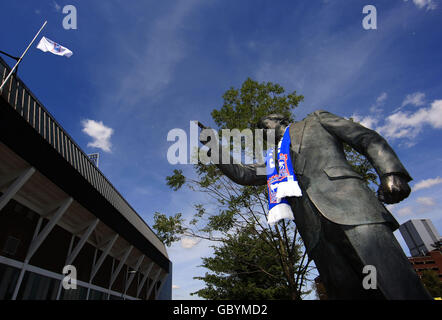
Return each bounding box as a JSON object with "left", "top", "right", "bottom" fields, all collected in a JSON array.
[
  {"left": 0, "top": 57, "right": 171, "bottom": 299},
  {"left": 399, "top": 219, "right": 441, "bottom": 257},
  {"left": 408, "top": 250, "right": 442, "bottom": 281}
]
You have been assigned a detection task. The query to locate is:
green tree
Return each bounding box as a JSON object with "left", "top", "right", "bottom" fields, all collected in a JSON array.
[
  {"left": 154, "top": 78, "right": 376, "bottom": 300},
  {"left": 192, "top": 224, "right": 310, "bottom": 299},
  {"left": 420, "top": 270, "right": 442, "bottom": 298}
]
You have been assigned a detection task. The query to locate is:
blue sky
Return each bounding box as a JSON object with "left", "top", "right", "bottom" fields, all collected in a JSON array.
[{"left": 1, "top": 0, "right": 442, "bottom": 300}]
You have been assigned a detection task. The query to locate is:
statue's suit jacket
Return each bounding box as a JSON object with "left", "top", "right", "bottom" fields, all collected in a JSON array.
[{"left": 217, "top": 110, "right": 412, "bottom": 252}]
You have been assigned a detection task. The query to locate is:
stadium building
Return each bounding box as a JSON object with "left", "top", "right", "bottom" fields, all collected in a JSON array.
[{"left": 0, "top": 56, "right": 172, "bottom": 300}]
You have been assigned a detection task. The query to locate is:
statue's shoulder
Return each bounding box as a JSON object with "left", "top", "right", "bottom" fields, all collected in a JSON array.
[
  {"left": 311, "top": 109, "right": 329, "bottom": 117},
  {"left": 290, "top": 110, "right": 334, "bottom": 126},
  {"left": 310, "top": 110, "right": 344, "bottom": 121},
  {"left": 297, "top": 110, "right": 328, "bottom": 122}
]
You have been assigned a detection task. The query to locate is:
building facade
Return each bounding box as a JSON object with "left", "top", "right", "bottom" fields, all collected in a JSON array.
[
  {"left": 0, "top": 57, "right": 171, "bottom": 300},
  {"left": 399, "top": 219, "right": 441, "bottom": 257},
  {"left": 408, "top": 250, "right": 442, "bottom": 281}
]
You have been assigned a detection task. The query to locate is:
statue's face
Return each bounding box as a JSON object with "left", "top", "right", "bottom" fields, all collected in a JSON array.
[{"left": 260, "top": 115, "right": 287, "bottom": 141}]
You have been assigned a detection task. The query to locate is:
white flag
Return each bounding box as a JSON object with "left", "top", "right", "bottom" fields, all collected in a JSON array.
[{"left": 36, "top": 36, "right": 73, "bottom": 58}]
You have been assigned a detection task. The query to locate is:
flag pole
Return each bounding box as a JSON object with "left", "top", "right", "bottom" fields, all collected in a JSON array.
[{"left": 0, "top": 21, "right": 47, "bottom": 92}]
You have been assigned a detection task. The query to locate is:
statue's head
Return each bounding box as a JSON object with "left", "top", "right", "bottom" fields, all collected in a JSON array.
[{"left": 258, "top": 113, "right": 289, "bottom": 140}]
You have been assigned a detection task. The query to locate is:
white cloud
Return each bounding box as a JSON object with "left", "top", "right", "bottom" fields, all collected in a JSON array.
[
  {"left": 81, "top": 119, "right": 114, "bottom": 152},
  {"left": 370, "top": 92, "right": 388, "bottom": 113},
  {"left": 392, "top": 196, "right": 437, "bottom": 218},
  {"left": 404, "top": 0, "right": 438, "bottom": 10},
  {"left": 392, "top": 92, "right": 426, "bottom": 113},
  {"left": 413, "top": 177, "right": 442, "bottom": 191},
  {"left": 397, "top": 206, "right": 413, "bottom": 216},
  {"left": 351, "top": 93, "right": 387, "bottom": 129},
  {"left": 172, "top": 284, "right": 180, "bottom": 289},
  {"left": 377, "top": 99, "right": 442, "bottom": 140},
  {"left": 180, "top": 237, "right": 200, "bottom": 249},
  {"left": 402, "top": 92, "right": 426, "bottom": 107},
  {"left": 350, "top": 92, "right": 442, "bottom": 146},
  {"left": 377, "top": 92, "right": 388, "bottom": 103},
  {"left": 416, "top": 197, "right": 436, "bottom": 206},
  {"left": 168, "top": 237, "right": 213, "bottom": 299},
  {"left": 351, "top": 114, "right": 379, "bottom": 130}
]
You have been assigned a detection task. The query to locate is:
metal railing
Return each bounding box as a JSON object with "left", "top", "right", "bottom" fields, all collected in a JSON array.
[{"left": 0, "top": 57, "right": 167, "bottom": 258}]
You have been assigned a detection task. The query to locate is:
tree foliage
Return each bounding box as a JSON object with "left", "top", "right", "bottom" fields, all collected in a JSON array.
[
  {"left": 211, "top": 78, "right": 301, "bottom": 130},
  {"left": 153, "top": 212, "right": 186, "bottom": 247},
  {"left": 420, "top": 270, "right": 442, "bottom": 298},
  {"left": 192, "top": 224, "right": 310, "bottom": 300}
]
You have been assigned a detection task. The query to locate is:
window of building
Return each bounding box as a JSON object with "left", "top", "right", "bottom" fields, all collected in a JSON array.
[
  {"left": 2, "top": 236, "right": 20, "bottom": 255},
  {"left": 0, "top": 263, "right": 20, "bottom": 299},
  {"left": 60, "top": 285, "right": 88, "bottom": 300},
  {"left": 17, "top": 271, "right": 59, "bottom": 300},
  {"left": 88, "top": 289, "right": 106, "bottom": 300}
]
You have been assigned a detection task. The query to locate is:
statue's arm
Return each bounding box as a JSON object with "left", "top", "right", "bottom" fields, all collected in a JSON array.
[
  {"left": 314, "top": 110, "right": 412, "bottom": 181},
  {"left": 198, "top": 121, "right": 267, "bottom": 186},
  {"left": 216, "top": 161, "right": 267, "bottom": 186}
]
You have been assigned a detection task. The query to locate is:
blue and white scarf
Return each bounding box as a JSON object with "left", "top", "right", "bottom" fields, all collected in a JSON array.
[{"left": 266, "top": 125, "right": 302, "bottom": 225}]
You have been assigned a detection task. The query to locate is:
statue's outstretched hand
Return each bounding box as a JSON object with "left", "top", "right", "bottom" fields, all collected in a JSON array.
[
  {"left": 377, "top": 174, "right": 411, "bottom": 204},
  {"left": 197, "top": 121, "right": 208, "bottom": 131},
  {"left": 197, "top": 121, "right": 213, "bottom": 156},
  {"left": 197, "top": 122, "right": 210, "bottom": 145}
]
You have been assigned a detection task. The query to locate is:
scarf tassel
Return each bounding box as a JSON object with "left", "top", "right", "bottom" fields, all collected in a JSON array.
[
  {"left": 276, "top": 180, "right": 302, "bottom": 200},
  {"left": 267, "top": 203, "right": 295, "bottom": 226}
]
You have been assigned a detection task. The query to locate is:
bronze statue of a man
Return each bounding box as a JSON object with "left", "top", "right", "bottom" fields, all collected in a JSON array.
[{"left": 201, "top": 110, "right": 432, "bottom": 299}]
